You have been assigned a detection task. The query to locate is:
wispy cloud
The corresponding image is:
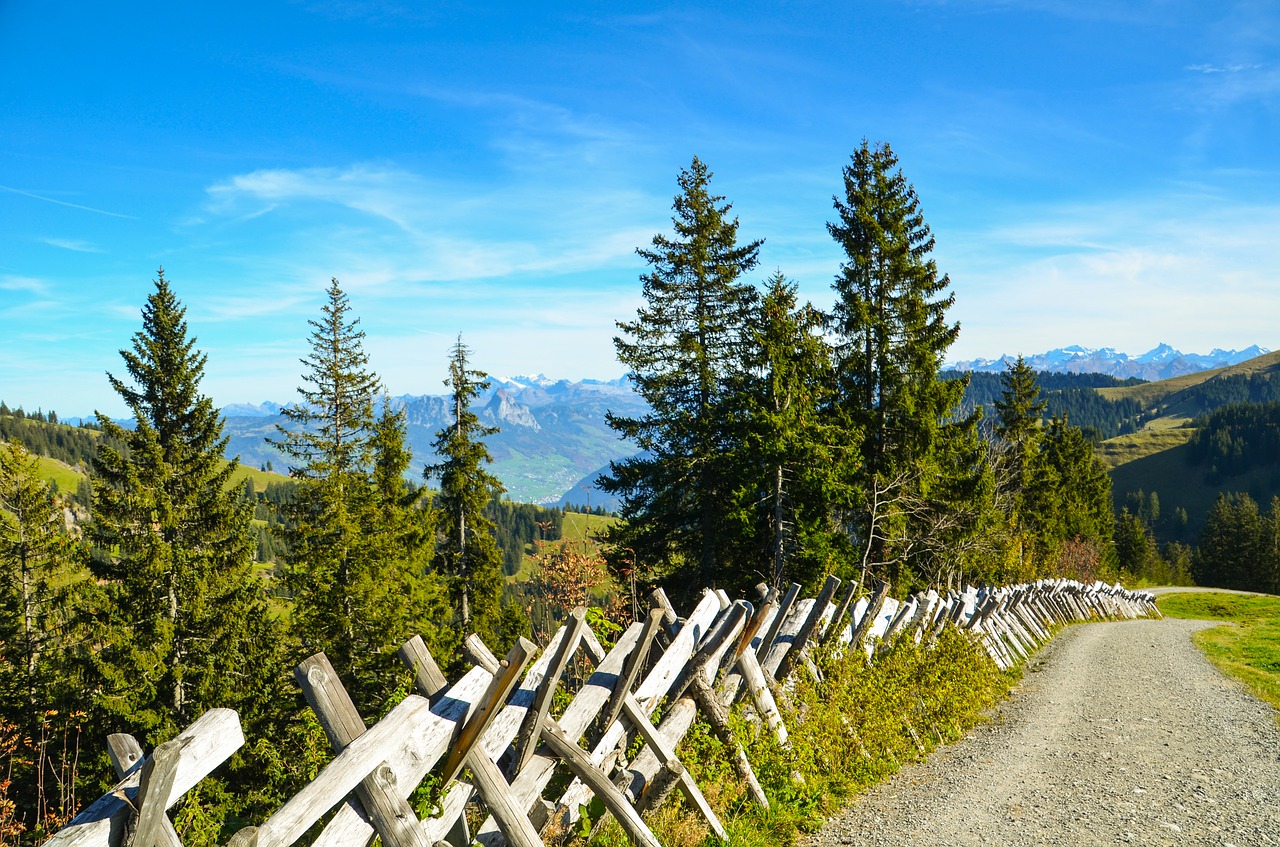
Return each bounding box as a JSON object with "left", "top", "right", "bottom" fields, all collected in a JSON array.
[
  {"left": 204, "top": 161, "right": 658, "bottom": 284},
  {"left": 0, "top": 275, "right": 47, "bottom": 294},
  {"left": 943, "top": 192, "right": 1280, "bottom": 357},
  {"left": 41, "top": 237, "right": 103, "bottom": 253},
  {"left": 0, "top": 185, "right": 136, "bottom": 219},
  {"left": 1187, "top": 63, "right": 1263, "bottom": 74}
]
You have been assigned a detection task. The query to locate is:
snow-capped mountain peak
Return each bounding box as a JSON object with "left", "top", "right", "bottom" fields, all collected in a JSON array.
[{"left": 947, "top": 344, "right": 1270, "bottom": 380}]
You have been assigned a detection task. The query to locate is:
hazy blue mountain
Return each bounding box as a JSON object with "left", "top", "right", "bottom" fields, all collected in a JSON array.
[
  {"left": 946, "top": 344, "right": 1269, "bottom": 381},
  {"left": 221, "top": 375, "right": 646, "bottom": 505}
]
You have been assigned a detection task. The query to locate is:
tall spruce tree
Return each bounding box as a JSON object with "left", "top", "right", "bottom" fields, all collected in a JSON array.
[
  {"left": 991, "top": 356, "right": 1047, "bottom": 570},
  {"left": 602, "top": 157, "right": 762, "bottom": 595},
  {"left": 827, "top": 141, "right": 982, "bottom": 589},
  {"left": 733, "top": 272, "right": 843, "bottom": 593},
  {"left": 428, "top": 337, "right": 506, "bottom": 640},
  {"left": 88, "top": 271, "right": 268, "bottom": 742},
  {"left": 273, "top": 280, "right": 447, "bottom": 707}
]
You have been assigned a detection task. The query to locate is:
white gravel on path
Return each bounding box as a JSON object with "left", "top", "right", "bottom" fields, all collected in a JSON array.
[{"left": 803, "top": 618, "right": 1280, "bottom": 847}]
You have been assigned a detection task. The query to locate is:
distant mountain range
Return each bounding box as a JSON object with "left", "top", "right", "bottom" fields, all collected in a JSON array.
[
  {"left": 219, "top": 344, "right": 1271, "bottom": 506},
  {"left": 221, "top": 375, "right": 643, "bottom": 507},
  {"left": 946, "top": 343, "right": 1270, "bottom": 382}
]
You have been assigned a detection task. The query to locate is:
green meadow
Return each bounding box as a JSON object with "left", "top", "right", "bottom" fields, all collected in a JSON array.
[{"left": 1157, "top": 591, "right": 1280, "bottom": 719}]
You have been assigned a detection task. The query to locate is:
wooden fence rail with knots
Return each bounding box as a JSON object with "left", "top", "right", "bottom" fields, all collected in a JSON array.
[{"left": 44, "top": 577, "right": 1159, "bottom": 847}]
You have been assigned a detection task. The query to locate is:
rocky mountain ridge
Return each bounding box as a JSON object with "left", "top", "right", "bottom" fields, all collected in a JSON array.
[{"left": 221, "top": 375, "right": 643, "bottom": 506}]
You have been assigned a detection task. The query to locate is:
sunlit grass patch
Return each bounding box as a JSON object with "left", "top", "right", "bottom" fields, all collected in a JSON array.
[{"left": 1157, "top": 591, "right": 1280, "bottom": 719}]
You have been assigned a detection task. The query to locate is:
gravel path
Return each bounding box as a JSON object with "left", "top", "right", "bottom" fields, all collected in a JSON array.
[{"left": 804, "top": 618, "right": 1280, "bottom": 847}]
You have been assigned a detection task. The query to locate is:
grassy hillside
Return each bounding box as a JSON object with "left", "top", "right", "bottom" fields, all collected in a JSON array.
[
  {"left": 37, "top": 455, "right": 87, "bottom": 495},
  {"left": 1103, "top": 350, "right": 1280, "bottom": 541},
  {"left": 513, "top": 511, "right": 617, "bottom": 582},
  {"left": 228, "top": 462, "right": 293, "bottom": 491}
]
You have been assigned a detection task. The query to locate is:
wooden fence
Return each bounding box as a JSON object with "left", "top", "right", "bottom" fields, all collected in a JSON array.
[{"left": 44, "top": 577, "right": 1158, "bottom": 847}]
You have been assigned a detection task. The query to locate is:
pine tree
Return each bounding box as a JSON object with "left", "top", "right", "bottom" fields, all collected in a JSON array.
[
  {"left": 602, "top": 157, "right": 762, "bottom": 595},
  {"left": 273, "top": 280, "right": 447, "bottom": 707},
  {"left": 991, "top": 355, "right": 1047, "bottom": 571},
  {"left": 993, "top": 357, "right": 1046, "bottom": 454},
  {"left": 1022, "top": 414, "right": 1115, "bottom": 575},
  {"left": 1196, "top": 492, "right": 1267, "bottom": 591},
  {"left": 0, "top": 441, "right": 86, "bottom": 819},
  {"left": 733, "top": 272, "right": 843, "bottom": 593},
  {"left": 88, "top": 270, "right": 269, "bottom": 742},
  {"left": 428, "top": 337, "right": 506, "bottom": 639},
  {"left": 827, "top": 141, "right": 982, "bottom": 589}
]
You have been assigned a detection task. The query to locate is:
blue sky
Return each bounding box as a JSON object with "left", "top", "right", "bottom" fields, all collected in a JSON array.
[{"left": 2, "top": 1, "right": 1278, "bottom": 417}]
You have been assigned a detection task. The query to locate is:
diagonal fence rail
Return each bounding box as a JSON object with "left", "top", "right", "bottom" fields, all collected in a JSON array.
[{"left": 44, "top": 577, "right": 1158, "bottom": 847}]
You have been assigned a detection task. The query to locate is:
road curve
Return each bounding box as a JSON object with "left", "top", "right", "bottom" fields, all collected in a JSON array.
[{"left": 803, "top": 618, "right": 1280, "bottom": 847}]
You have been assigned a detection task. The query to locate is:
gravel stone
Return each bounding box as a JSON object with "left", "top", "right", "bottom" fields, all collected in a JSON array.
[{"left": 802, "top": 618, "right": 1280, "bottom": 847}]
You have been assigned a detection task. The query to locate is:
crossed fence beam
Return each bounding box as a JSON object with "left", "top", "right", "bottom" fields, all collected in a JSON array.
[{"left": 44, "top": 577, "right": 1159, "bottom": 847}]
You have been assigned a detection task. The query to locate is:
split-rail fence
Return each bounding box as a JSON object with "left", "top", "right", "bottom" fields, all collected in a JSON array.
[{"left": 44, "top": 577, "right": 1158, "bottom": 847}]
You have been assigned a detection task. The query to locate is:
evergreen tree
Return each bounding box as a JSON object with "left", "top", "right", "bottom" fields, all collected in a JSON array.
[
  {"left": 1196, "top": 492, "right": 1267, "bottom": 591},
  {"left": 988, "top": 356, "right": 1047, "bottom": 575},
  {"left": 733, "top": 272, "right": 843, "bottom": 593},
  {"left": 273, "top": 280, "right": 446, "bottom": 707},
  {"left": 993, "top": 355, "right": 1046, "bottom": 492},
  {"left": 826, "top": 140, "right": 982, "bottom": 589},
  {"left": 1022, "top": 414, "right": 1115, "bottom": 574},
  {"left": 0, "top": 441, "right": 85, "bottom": 821},
  {"left": 87, "top": 270, "right": 270, "bottom": 742},
  {"left": 428, "top": 337, "right": 506, "bottom": 640},
  {"left": 1114, "top": 508, "right": 1158, "bottom": 580},
  {"left": 602, "top": 157, "right": 762, "bottom": 596}
]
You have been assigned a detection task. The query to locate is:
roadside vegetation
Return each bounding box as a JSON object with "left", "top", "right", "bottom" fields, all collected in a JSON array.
[
  {"left": 1157, "top": 592, "right": 1280, "bottom": 718},
  {"left": 589, "top": 629, "right": 1012, "bottom": 847}
]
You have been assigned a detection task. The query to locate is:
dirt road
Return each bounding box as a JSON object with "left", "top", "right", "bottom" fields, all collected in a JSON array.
[{"left": 804, "top": 618, "right": 1280, "bottom": 846}]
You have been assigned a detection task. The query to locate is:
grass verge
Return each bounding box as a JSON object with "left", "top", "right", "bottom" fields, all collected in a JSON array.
[
  {"left": 1157, "top": 591, "right": 1280, "bottom": 717},
  {"left": 587, "top": 628, "right": 1012, "bottom": 847}
]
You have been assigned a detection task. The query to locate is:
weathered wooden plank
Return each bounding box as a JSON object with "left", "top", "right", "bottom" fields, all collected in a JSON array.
[
  {"left": 668, "top": 600, "right": 749, "bottom": 702},
  {"left": 417, "top": 641, "right": 544, "bottom": 847},
  {"left": 635, "top": 759, "right": 684, "bottom": 816},
  {"left": 473, "top": 620, "right": 648, "bottom": 846},
  {"left": 440, "top": 638, "right": 536, "bottom": 786},
  {"left": 540, "top": 719, "right": 663, "bottom": 847},
  {"left": 229, "top": 695, "right": 446, "bottom": 847},
  {"left": 513, "top": 608, "right": 586, "bottom": 774},
  {"left": 399, "top": 634, "right": 450, "bottom": 702},
  {"left": 820, "top": 581, "right": 860, "bottom": 647},
  {"left": 756, "top": 582, "right": 800, "bottom": 661},
  {"left": 296, "top": 667, "right": 490, "bottom": 847},
  {"left": 132, "top": 739, "right": 182, "bottom": 847},
  {"left": 552, "top": 592, "right": 727, "bottom": 830},
  {"left": 104, "top": 735, "right": 184, "bottom": 847},
  {"left": 737, "top": 645, "right": 788, "bottom": 745},
  {"left": 776, "top": 575, "right": 840, "bottom": 679},
  {"left": 850, "top": 581, "right": 889, "bottom": 655},
  {"left": 296, "top": 653, "right": 432, "bottom": 847},
  {"left": 48, "top": 709, "right": 243, "bottom": 847},
  {"left": 602, "top": 608, "right": 663, "bottom": 732},
  {"left": 105, "top": 734, "right": 144, "bottom": 779},
  {"left": 761, "top": 596, "right": 813, "bottom": 679},
  {"left": 582, "top": 630, "right": 727, "bottom": 841}
]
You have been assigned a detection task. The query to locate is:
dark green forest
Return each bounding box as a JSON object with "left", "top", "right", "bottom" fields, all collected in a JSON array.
[
  {"left": 954, "top": 371, "right": 1146, "bottom": 441},
  {"left": 0, "top": 143, "right": 1262, "bottom": 843},
  {"left": 1186, "top": 402, "right": 1280, "bottom": 482}
]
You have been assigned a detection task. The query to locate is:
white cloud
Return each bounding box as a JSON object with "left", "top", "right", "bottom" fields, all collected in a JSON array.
[
  {"left": 0, "top": 275, "right": 48, "bottom": 294},
  {"left": 41, "top": 237, "right": 103, "bottom": 253},
  {"left": 203, "top": 161, "right": 658, "bottom": 285},
  {"left": 942, "top": 192, "right": 1280, "bottom": 358}
]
